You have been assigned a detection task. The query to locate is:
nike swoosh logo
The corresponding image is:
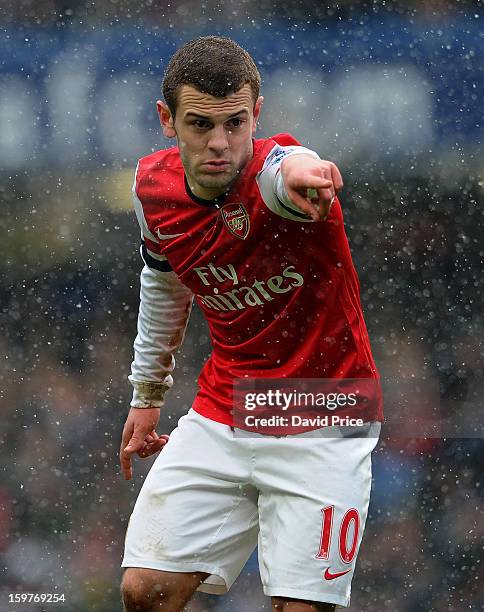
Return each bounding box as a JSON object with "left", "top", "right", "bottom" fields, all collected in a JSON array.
[
  {"left": 155, "top": 229, "right": 184, "bottom": 240},
  {"left": 323, "top": 567, "right": 352, "bottom": 580}
]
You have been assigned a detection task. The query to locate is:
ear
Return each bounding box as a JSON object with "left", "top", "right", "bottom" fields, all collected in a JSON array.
[
  {"left": 252, "top": 96, "right": 264, "bottom": 133},
  {"left": 157, "top": 100, "right": 176, "bottom": 138}
]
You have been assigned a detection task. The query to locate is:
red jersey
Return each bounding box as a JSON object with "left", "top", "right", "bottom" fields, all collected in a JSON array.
[{"left": 133, "top": 134, "right": 383, "bottom": 426}]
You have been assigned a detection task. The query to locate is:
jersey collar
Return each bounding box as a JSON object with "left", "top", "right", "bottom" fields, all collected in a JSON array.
[{"left": 184, "top": 175, "right": 228, "bottom": 210}]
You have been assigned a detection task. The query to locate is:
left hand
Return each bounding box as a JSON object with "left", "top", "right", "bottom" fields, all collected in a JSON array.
[{"left": 281, "top": 155, "right": 343, "bottom": 221}]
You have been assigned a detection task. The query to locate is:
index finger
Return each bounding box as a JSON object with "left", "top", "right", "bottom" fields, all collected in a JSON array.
[
  {"left": 120, "top": 445, "right": 133, "bottom": 480},
  {"left": 120, "top": 423, "right": 134, "bottom": 480}
]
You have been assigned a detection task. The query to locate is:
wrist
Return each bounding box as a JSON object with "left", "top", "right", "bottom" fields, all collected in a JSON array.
[
  {"left": 281, "top": 150, "right": 320, "bottom": 172},
  {"left": 130, "top": 405, "right": 161, "bottom": 411},
  {"left": 130, "top": 380, "right": 171, "bottom": 408}
]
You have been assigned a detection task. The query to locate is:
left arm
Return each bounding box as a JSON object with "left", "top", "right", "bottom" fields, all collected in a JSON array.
[
  {"left": 256, "top": 144, "right": 343, "bottom": 222},
  {"left": 281, "top": 154, "right": 343, "bottom": 221}
]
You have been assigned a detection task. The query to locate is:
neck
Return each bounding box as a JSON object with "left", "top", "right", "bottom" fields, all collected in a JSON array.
[{"left": 188, "top": 180, "right": 229, "bottom": 201}]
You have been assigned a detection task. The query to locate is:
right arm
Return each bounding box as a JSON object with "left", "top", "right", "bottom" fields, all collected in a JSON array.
[
  {"left": 120, "top": 262, "right": 193, "bottom": 480},
  {"left": 128, "top": 260, "right": 194, "bottom": 410},
  {"left": 120, "top": 166, "right": 193, "bottom": 480}
]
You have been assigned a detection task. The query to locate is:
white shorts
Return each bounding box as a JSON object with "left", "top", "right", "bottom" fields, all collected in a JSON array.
[{"left": 122, "top": 409, "right": 380, "bottom": 608}]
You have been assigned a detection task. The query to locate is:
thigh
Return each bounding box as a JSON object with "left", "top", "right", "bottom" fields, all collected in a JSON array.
[
  {"left": 272, "top": 596, "right": 335, "bottom": 611},
  {"left": 256, "top": 423, "right": 380, "bottom": 608},
  {"left": 122, "top": 410, "right": 259, "bottom": 594},
  {"left": 121, "top": 567, "right": 209, "bottom": 609}
]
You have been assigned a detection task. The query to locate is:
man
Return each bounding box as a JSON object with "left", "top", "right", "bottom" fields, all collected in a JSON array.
[{"left": 120, "top": 36, "right": 383, "bottom": 611}]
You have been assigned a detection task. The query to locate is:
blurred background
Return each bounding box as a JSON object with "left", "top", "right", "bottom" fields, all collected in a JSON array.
[{"left": 0, "top": 0, "right": 482, "bottom": 610}]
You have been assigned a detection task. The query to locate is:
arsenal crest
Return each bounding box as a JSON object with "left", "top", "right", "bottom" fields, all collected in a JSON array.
[{"left": 221, "top": 203, "right": 250, "bottom": 240}]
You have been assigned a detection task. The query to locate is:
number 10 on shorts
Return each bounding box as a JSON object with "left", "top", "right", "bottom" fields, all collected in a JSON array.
[{"left": 315, "top": 506, "right": 360, "bottom": 563}]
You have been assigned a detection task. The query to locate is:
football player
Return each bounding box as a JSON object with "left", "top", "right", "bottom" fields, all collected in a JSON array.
[{"left": 120, "top": 36, "right": 382, "bottom": 612}]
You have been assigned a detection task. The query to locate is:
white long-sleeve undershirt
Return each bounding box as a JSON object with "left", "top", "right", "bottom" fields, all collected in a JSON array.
[{"left": 129, "top": 264, "right": 193, "bottom": 407}]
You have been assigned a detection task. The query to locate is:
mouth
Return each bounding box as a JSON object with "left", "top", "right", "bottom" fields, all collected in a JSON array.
[{"left": 201, "top": 160, "right": 231, "bottom": 173}]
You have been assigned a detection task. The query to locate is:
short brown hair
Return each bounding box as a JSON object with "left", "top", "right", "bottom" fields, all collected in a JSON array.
[{"left": 162, "top": 36, "right": 261, "bottom": 116}]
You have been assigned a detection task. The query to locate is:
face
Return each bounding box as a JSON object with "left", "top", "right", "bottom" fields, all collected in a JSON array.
[{"left": 157, "top": 84, "right": 263, "bottom": 200}]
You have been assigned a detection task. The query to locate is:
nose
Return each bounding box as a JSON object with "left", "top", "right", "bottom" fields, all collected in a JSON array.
[{"left": 207, "top": 125, "right": 229, "bottom": 154}]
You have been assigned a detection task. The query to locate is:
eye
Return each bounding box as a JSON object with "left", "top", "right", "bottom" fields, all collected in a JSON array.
[
  {"left": 191, "top": 119, "right": 211, "bottom": 129},
  {"left": 227, "top": 117, "right": 245, "bottom": 128}
]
